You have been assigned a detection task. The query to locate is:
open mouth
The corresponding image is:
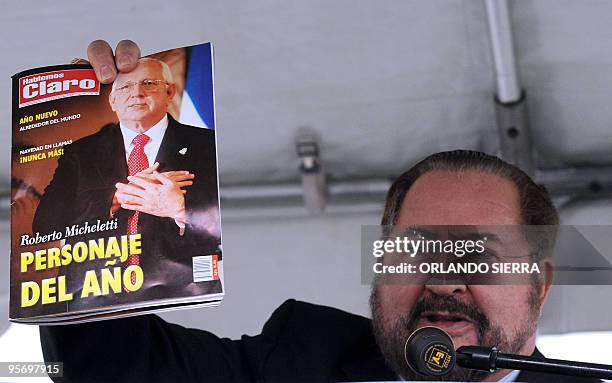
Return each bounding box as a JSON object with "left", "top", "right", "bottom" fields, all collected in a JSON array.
[{"left": 417, "top": 311, "right": 474, "bottom": 335}]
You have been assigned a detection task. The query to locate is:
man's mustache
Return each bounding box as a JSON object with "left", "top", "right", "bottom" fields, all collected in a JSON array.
[{"left": 403, "top": 292, "right": 490, "bottom": 339}]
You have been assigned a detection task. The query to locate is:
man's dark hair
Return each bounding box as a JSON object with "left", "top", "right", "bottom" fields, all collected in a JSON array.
[{"left": 381, "top": 150, "right": 559, "bottom": 227}]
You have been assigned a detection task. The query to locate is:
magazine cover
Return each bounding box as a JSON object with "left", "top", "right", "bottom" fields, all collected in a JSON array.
[{"left": 9, "top": 42, "right": 223, "bottom": 324}]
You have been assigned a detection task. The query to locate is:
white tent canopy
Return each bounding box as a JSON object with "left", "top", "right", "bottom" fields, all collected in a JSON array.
[{"left": 1, "top": 0, "right": 611, "bottom": 367}]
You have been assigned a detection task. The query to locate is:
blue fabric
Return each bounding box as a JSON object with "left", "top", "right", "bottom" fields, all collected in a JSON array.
[{"left": 185, "top": 43, "right": 215, "bottom": 130}]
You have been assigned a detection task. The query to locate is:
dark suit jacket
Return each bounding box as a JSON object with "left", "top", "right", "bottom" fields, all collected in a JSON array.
[
  {"left": 32, "top": 115, "right": 222, "bottom": 311},
  {"left": 39, "top": 299, "right": 602, "bottom": 382}
]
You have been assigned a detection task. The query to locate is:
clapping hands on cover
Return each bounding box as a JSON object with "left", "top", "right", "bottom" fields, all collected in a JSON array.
[
  {"left": 112, "top": 163, "right": 194, "bottom": 222},
  {"left": 131, "top": 162, "right": 195, "bottom": 190},
  {"left": 115, "top": 171, "right": 186, "bottom": 223},
  {"left": 111, "top": 162, "right": 195, "bottom": 223}
]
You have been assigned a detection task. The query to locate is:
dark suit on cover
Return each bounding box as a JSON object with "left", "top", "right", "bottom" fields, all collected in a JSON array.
[
  {"left": 40, "top": 299, "right": 602, "bottom": 382},
  {"left": 32, "top": 115, "right": 222, "bottom": 311}
]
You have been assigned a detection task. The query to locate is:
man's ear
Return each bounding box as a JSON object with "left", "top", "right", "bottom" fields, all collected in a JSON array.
[
  {"left": 537, "top": 257, "right": 554, "bottom": 306},
  {"left": 109, "top": 92, "right": 116, "bottom": 112},
  {"left": 166, "top": 83, "right": 177, "bottom": 103}
]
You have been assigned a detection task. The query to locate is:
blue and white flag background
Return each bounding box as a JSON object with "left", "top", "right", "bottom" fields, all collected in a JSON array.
[{"left": 179, "top": 43, "right": 215, "bottom": 130}]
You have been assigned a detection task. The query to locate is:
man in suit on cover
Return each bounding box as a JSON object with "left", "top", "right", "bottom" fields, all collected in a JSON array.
[{"left": 33, "top": 57, "right": 222, "bottom": 309}]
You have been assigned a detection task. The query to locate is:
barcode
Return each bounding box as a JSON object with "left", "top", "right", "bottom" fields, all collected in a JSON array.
[{"left": 193, "top": 255, "right": 218, "bottom": 282}]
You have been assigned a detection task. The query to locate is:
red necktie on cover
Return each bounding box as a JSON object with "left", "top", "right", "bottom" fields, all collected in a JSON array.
[{"left": 126, "top": 134, "right": 150, "bottom": 282}]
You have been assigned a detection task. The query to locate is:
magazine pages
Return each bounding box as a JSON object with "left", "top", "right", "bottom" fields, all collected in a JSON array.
[{"left": 9, "top": 43, "right": 223, "bottom": 324}]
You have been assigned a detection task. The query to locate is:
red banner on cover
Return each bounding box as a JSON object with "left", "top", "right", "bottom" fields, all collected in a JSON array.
[{"left": 19, "top": 69, "right": 100, "bottom": 108}]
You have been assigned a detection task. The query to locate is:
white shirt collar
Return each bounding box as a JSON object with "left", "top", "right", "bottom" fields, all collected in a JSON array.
[
  {"left": 119, "top": 115, "right": 169, "bottom": 164},
  {"left": 498, "top": 369, "right": 520, "bottom": 382},
  {"left": 120, "top": 114, "right": 168, "bottom": 150}
]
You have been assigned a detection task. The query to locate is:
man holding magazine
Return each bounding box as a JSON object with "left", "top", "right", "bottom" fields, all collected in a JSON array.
[{"left": 38, "top": 40, "right": 599, "bottom": 383}]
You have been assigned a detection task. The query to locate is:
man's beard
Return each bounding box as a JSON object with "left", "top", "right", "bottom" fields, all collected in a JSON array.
[{"left": 369, "top": 286, "right": 540, "bottom": 381}]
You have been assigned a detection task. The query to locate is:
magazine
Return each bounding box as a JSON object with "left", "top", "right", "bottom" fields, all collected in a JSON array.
[{"left": 9, "top": 42, "right": 223, "bottom": 324}]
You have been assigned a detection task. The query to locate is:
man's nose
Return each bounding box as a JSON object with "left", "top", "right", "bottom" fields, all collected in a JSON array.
[
  {"left": 423, "top": 254, "right": 468, "bottom": 295},
  {"left": 129, "top": 82, "right": 146, "bottom": 96},
  {"left": 424, "top": 281, "right": 467, "bottom": 296}
]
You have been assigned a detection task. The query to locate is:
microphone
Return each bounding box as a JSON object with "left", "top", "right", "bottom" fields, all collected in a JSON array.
[
  {"left": 404, "top": 326, "right": 457, "bottom": 376},
  {"left": 405, "top": 327, "right": 612, "bottom": 380}
]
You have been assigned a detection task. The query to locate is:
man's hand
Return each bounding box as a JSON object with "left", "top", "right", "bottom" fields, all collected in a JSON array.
[
  {"left": 135, "top": 162, "right": 195, "bottom": 190},
  {"left": 115, "top": 172, "right": 186, "bottom": 221},
  {"left": 110, "top": 163, "right": 194, "bottom": 217},
  {"left": 87, "top": 39, "right": 141, "bottom": 83}
]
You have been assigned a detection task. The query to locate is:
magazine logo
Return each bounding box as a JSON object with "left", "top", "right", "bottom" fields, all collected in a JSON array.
[{"left": 19, "top": 69, "right": 100, "bottom": 108}]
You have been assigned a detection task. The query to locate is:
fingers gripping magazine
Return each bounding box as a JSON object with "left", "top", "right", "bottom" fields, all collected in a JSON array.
[{"left": 9, "top": 43, "right": 223, "bottom": 324}]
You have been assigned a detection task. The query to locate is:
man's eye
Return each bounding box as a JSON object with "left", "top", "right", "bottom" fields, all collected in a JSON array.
[
  {"left": 481, "top": 249, "right": 500, "bottom": 260},
  {"left": 405, "top": 229, "right": 424, "bottom": 239},
  {"left": 143, "top": 80, "right": 155, "bottom": 86}
]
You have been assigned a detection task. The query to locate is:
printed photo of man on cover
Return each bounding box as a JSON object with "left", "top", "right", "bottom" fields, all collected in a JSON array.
[{"left": 31, "top": 49, "right": 222, "bottom": 311}]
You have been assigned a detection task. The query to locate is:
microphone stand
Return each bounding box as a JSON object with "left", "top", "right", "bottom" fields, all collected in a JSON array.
[{"left": 457, "top": 346, "right": 612, "bottom": 380}]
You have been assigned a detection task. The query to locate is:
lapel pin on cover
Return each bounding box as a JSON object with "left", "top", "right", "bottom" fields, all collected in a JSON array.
[{"left": 179, "top": 147, "right": 188, "bottom": 155}]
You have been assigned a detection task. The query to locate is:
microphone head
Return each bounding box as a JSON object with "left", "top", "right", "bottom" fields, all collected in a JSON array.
[{"left": 404, "top": 326, "right": 456, "bottom": 377}]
